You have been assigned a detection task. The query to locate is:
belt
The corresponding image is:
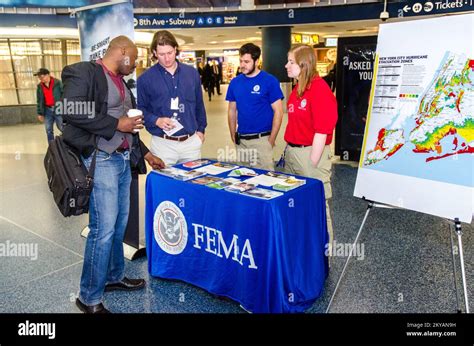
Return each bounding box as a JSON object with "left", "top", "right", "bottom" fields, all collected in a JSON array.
[
  {"left": 239, "top": 131, "right": 271, "bottom": 140},
  {"left": 157, "top": 133, "right": 193, "bottom": 142},
  {"left": 287, "top": 142, "right": 311, "bottom": 148}
]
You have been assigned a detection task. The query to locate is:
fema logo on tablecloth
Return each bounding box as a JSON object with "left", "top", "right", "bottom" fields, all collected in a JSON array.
[
  {"left": 153, "top": 201, "right": 188, "bottom": 255},
  {"left": 252, "top": 84, "right": 261, "bottom": 94}
]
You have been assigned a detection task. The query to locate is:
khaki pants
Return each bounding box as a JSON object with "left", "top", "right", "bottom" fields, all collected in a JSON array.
[
  {"left": 150, "top": 134, "right": 202, "bottom": 166},
  {"left": 284, "top": 145, "right": 334, "bottom": 246},
  {"left": 236, "top": 136, "right": 274, "bottom": 171}
]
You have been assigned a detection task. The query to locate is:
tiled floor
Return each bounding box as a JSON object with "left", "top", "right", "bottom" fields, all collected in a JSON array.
[{"left": 0, "top": 87, "right": 472, "bottom": 313}]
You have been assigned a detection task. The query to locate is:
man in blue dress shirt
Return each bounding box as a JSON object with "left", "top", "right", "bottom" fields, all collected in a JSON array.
[{"left": 138, "top": 30, "right": 207, "bottom": 166}]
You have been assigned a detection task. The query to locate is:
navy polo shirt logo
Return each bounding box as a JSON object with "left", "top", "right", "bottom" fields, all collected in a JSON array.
[{"left": 251, "top": 85, "right": 261, "bottom": 94}]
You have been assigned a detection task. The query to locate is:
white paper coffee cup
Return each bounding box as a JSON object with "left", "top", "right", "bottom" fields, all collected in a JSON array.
[{"left": 127, "top": 109, "right": 143, "bottom": 132}]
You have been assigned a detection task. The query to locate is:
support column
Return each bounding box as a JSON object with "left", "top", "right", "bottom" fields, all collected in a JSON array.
[
  {"left": 261, "top": 26, "right": 292, "bottom": 110},
  {"left": 261, "top": 26, "right": 291, "bottom": 82}
]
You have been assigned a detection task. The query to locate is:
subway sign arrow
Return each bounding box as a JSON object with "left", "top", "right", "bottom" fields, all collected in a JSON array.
[{"left": 403, "top": 5, "right": 412, "bottom": 12}]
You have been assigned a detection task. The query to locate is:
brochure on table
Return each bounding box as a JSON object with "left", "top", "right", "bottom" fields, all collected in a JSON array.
[
  {"left": 183, "top": 159, "right": 211, "bottom": 169},
  {"left": 152, "top": 167, "right": 206, "bottom": 181},
  {"left": 153, "top": 160, "right": 307, "bottom": 199},
  {"left": 194, "top": 162, "right": 239, "bottom": 175}
]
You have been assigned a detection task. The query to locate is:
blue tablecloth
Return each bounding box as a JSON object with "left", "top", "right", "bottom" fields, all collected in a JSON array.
[{"left": 145, "top": 162, "right": 329, "bottom": 313}]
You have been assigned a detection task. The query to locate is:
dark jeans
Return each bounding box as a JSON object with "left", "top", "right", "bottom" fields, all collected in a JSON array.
[
  {"left": 214, "top": 77, "right": 221, "bottom": 95},
  {"left": 79, "top": 150, "right": 131, "bottom": 306},
  {"left": 44, "top": 107, "right": 63, "bottom": 142}
]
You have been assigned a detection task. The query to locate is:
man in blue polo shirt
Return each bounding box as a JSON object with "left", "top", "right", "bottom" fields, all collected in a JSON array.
[
  {"left": 226, "top": 43, "right": 284, "bottom": 170},
  {"left": 138, "top": 30, "right": 207, "bottom": 166}
]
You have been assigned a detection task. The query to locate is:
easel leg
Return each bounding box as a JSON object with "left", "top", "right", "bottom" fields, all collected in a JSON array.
[
  {"left": 325, "top": 201, "right": 374, "bottom": 313},
  {"left": 449, "top": 222, "right": 461, "bottom": 313},
  {"left": 454, "top": 218, "right": 470, "bottom": 313}
]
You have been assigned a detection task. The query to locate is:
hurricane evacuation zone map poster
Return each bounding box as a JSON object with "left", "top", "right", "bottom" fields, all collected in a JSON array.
[{"left": 354, "top": 13, "right": 473, "bottom": 223}]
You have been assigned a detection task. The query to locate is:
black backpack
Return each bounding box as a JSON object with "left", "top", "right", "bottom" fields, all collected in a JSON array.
[{"left": 44, "top": 136, "right": 97, "bottom": 217}]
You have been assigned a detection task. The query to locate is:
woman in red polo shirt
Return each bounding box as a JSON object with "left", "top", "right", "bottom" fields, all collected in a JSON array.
[{"left": 283, "top": 44, "right": 338, "bottom": 246}]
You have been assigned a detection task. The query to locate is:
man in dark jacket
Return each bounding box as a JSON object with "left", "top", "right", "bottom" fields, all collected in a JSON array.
[
  {"left": 203, "top": 60, "right": 215, "bottom": 101},
  {"left": 61, "top": 36, "right": 164, "bottom": 314},
  {"left": 35, "top": 68, "right": 63, "bottom": 142},
  {"left": 212, "top": 60, "right": 223, "bottom": 95}
]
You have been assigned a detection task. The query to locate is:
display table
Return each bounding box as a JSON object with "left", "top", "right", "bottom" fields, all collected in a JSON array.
[{"left": 145, "top": 161, "right": 329, "bottom": 313}]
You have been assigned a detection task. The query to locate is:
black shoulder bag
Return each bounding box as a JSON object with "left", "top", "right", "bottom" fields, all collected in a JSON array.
[{"left": 44, "top": 136, "right": 97, "bottom": 217}]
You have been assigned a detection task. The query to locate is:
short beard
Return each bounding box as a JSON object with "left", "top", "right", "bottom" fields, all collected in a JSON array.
[
  {"left": 118, "top": 64, "right": 128, "bottom": 76},
  {"left": 244, "top": 61, "right": 256, "bottom": 75}
]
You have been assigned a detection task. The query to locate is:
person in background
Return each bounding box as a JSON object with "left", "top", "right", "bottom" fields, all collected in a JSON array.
[
  {"left": 135, "top": 60, "right": 146, "bottom": 78},
  {"left": 203, "top": 60, "right": 215, "bottom": 101},
  {"left": 197, "top": 62, "right": 205, "bottom": 90},
  {"left": 138, "top": 30, "right": 207, "bottom": 165},
  {"left": 226, "top": 43, "right": 284, "bottom": 170},
  {"left": 323, "top": 63, "right": 337, "bottom": 92},
  {"left": 283, "top": 44, "right": 338, "bottom": 247},
  {"left": 35, "top": 68, "right": 63, "bottom": 142},
  {"left": 212, "top": 59, "right": 222, "bottom": 95}
]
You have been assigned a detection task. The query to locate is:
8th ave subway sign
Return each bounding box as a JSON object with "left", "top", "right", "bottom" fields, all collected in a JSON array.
[{"left": 133, "top": 0, "right": 473, "bottom": 29}]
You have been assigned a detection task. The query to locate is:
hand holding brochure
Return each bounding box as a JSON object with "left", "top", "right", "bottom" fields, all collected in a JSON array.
[{"left": 163, "top": 117, "right": 184, "bottom": 136}]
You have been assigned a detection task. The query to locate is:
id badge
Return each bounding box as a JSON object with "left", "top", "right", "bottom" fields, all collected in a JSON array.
[{"left": 170, "top": 97, "right": 179, "bottom": 110}]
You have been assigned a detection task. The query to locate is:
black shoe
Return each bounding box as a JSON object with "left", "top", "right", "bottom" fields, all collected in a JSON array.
[
  {"left": 75, "top": 298, "right": 110, "bottom": 313},
  {"left": 104, "top": 277, "right": 146, "bottom": 292}
]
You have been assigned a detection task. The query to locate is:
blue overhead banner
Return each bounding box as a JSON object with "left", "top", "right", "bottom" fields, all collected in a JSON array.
[
  {"left": 0, "top": 0, "right": 240, "bottom": 7},
  {"left": 1, "top": 0, "right": 472, "bottom": 29},
  {"left": 0, "top": 13, "right": 77, "bottom": 27},
  {"left": 133, "top": 0, "right": 240, "bottom": 7},
  {"left": 0, "top": 0, "right": 93, "bottom": 6},
  {"left": 133, "top": 0, "right": 474, "bottom": 29}
]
